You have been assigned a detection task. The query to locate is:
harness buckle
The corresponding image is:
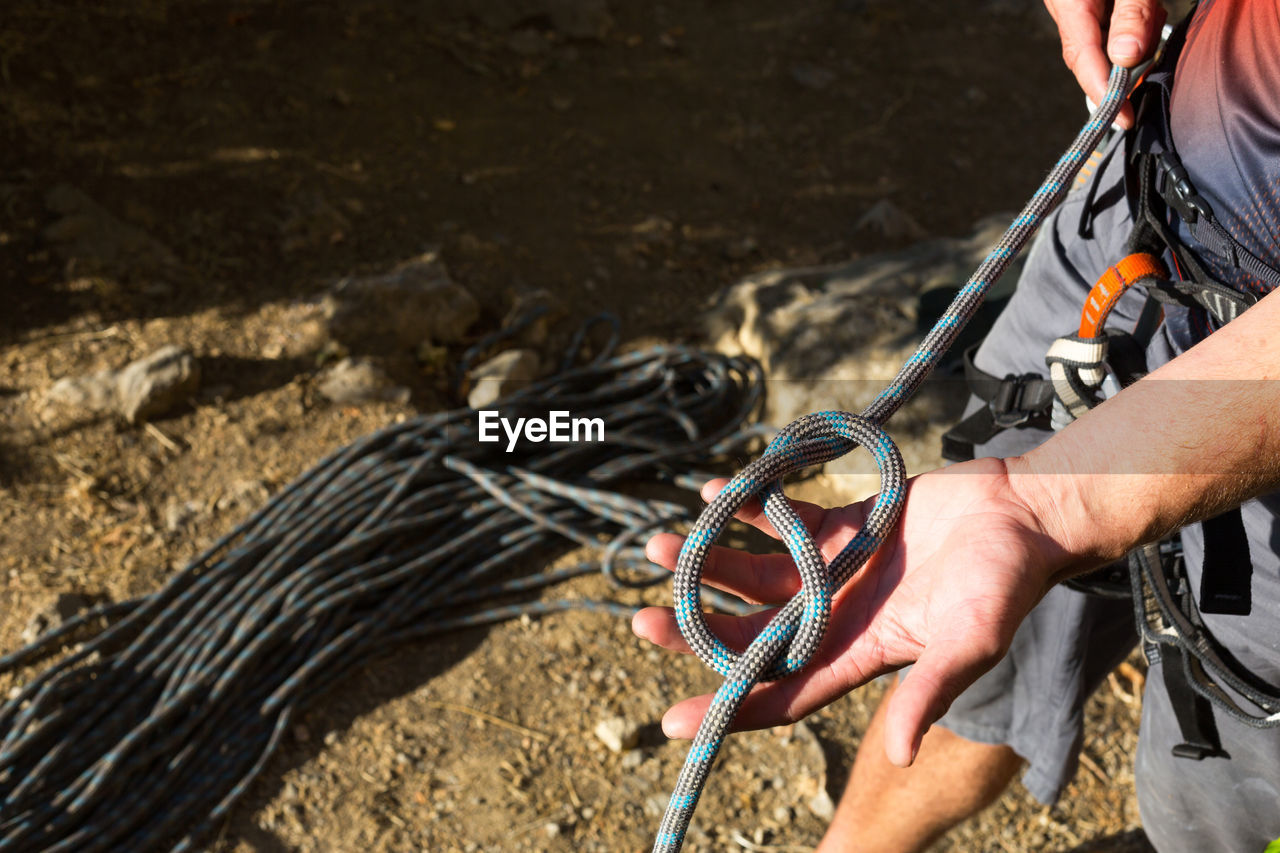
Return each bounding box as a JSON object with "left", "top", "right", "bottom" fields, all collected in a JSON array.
[
  {"left": 991, "top": 373, "right": 1042, "bottom": 428},
  {"left": 1157, "top": 151, "right": 1214, "bottom": 223}
]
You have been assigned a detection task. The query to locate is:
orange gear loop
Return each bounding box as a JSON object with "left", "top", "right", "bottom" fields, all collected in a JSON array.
[{"left": 1079, "top": 252, "right": 1169, "bottom": 338}]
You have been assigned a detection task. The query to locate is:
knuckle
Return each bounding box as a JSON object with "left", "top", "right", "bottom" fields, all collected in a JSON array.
[{"left": 1111, "top": 0, "right": 1161, "bottom": 28}]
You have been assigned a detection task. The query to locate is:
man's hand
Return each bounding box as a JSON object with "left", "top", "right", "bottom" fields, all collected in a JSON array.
[
  {"left": 1043, "top": 0, "right": 1166, "bottom": 128},
  {"left": 632, "top": 457, "right": 1078, "bottom": 768}
]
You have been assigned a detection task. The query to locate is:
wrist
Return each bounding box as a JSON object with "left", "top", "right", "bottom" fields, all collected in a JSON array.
[{"left": 1002, "top": 452, "right": 1130, "bottom": 583}]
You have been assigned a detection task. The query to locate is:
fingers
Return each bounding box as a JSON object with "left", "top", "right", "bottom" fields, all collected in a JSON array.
[
  {"left": 1106, "top": 0, "right": 1165, "bottom": 67},
  {"left": 657, "top": 651, "right": 865, "bottom": 738},
  {"left": 1045, "top": 0, "right": 1162, "bottom": 130},
  {"left": 880, "top": 620, "right": 1010, "bottom": 767},
  {"left": 699, "top": 478, "right": 829, "bottom": 540},
  {"left": 631, "top": 606, "right": 779, "bottom": 656},
  {"left": 645, "top": 533, "right": 803, "bottom": 603},
  {"left": 1045, "top": 0, "right": 1111, "bottom": 109}
]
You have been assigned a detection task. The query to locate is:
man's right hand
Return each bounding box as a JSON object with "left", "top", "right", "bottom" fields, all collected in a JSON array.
[{"left": 1043, "top": 0, "right": 1166, "bottom": 128}]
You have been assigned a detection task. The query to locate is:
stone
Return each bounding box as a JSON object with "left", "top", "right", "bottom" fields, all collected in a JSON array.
[
  {"left": 317, "top": 358, "right": 410, "bottom": 405},
  {"left": 466, "top": 349, "right": 541, "bottom": 409},
  {"left": 115, "top": 345, "right": 201, "bottom": 422},
  {"left": 593, "top": 716, "right": 641, "bottom": 753},
  {"left": 47, "top": 369, "right": 117, "bottom": 415},
  {"left": 807, "top": 789, "right": 836, "bottom": 821},
  {"left": 703, "top": 215, "right": 1024, "bottom": 490},
  {"left": 47, "top": 345, "right": 200, "bottom": 423},
  {"left": 324, "top": 253, "right": 479, "bottom": 352}
]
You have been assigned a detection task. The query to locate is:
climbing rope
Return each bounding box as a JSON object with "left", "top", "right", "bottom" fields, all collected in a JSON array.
[
  {"left": 654, "top": 65, "right": 1134, "bottom": 851},
  {"left": 0, "top": 337, "right": 766, "bottom": 852}
]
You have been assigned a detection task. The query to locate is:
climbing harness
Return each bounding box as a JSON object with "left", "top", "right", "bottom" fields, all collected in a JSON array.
[
  {"left": 0, "top": 335, "right": 768, "bottom": 852},
  {"left": 651, "top": 66, "right": 1136, "bottom": 852},
  {"left": 937, "top": 3, "right": 1280, "bottom": 763}
]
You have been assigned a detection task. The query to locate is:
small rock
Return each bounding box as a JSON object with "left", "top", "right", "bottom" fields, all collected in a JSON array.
[
  {"left": 324, "top": 252, "right": 480, "bottom": 352},
  {"left": 621, "top": 749, "right": 644, "bottom": 769},
  {"left": 855, "top": 199, "right": 927, "bottom": 241},
  {"left": 807, "top": 789, "right": 836, "bottom": 822},
  {"left": 773, "top": 805, "right": 793, "bottom": 825},
  {"left": 47, "top": 369, "right": 117, "bottom": 414},
  {"left": 594, "top": 716, "right": 641, "bottom": 753},
  {"left": 466, "top": 349, "right": 541, "bottom": 409},
  {"left": 21, "top": 593, "right": 98, "bottom": 646},
  {"left": 503, "top": 289, "right": 563, "bottom": 348},
  {"left": 543, "top": 822, "right": 562, "bottom": 839},
  {"left": 115, "top": 345, "right": 200, "bottom": 422},
  {"left": 317, "top": 358, "right": 410, "bottom": 405},
  {"left": 49, "top": 345, "right": 200, "bottom": 423}
]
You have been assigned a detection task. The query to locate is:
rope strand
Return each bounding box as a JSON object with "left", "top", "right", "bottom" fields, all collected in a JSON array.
[{"left": 654, "top": 65, "right": 1133, "bottom": 852}]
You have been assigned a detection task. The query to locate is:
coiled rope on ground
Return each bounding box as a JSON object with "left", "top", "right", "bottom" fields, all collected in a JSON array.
[
  {"left": 0, "top": 334, "right": 767, "bottom": 852},
  {"left": 653, "top": 66, "right": 1133, "bottom": 851}
]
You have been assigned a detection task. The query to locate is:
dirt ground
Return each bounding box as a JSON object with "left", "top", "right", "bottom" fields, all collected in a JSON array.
[{"left": 2, "top": 1, "right": 1152, "bottom": 851}]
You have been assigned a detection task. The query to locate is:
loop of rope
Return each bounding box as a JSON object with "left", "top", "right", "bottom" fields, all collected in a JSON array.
[
  {"left": 654, "top": 65, "right": 1134, "bottom": 852},
  {"left": 0, "top": 332, "right": 769, "bottom": 853}
]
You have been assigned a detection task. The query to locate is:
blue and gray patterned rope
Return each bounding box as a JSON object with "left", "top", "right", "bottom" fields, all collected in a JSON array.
[
  {"left": 654, "top": 65, "right": 1133, "bottom": 851},
  {"left": 0, "top": 334, "right": 767, "bottom": 852}
]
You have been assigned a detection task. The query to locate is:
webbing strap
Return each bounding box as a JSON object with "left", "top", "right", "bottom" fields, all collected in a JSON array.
[
  {"left": 1048, "top": 253, "right": 1169, "bottom": 420},
  {"left": 1126, "top": 10, "right": 1280, "bottom": 297},
  {"left": 1079, "top": 253, "right": 1167, "bottom": 337},
  {"left": 940, "top": 346, "right": 1055, "bottom": 462},
  {"left": 1200, "top": 508, "right": 1253, "bottom": 616},
  {"left": 1130, "top": 542, "right": 1280, "bottom": 729},
  {"left": 1163, "top": 647, "right": 1226, "bottom": 760}
]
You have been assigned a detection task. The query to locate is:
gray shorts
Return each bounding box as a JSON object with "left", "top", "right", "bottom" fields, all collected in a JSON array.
[{"left": 935, "top": 135, "right": 1280, "bottom": 852}]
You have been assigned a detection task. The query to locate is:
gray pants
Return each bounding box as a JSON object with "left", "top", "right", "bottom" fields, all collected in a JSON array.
[{"left": 936, "top": 135, "right": 1280, "bottom": 852}]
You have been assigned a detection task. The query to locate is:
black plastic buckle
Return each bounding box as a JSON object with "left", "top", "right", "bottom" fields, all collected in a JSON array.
[
  {"left": 1172, "top": 741, "right": 1217, "bottom": 761},
  {"left": 1158, "top": 151, "right": 1214, "bottom": 223},
  {"left": 990, "top": 373, "right": 1041, "bottom": 428}
]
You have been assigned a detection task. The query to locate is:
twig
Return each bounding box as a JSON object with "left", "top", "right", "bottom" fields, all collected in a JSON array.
[
  {"left": 565, "top": 775, "right": 582, "bottom": 810},
  {"left": 143, "top": 422, "right": 182, "bottom": 453},
  {"left": 31, "top": 325, "right": 125, "bottom": 346},
  {"left": 52, "top": 453, "right": 93, "bottom": 482},
  {"left": 1078, "top": 750, "right": 1109, "bottom": 785},
  {"left": 421, "top": 700, "right": 549, "bottom": 742}
]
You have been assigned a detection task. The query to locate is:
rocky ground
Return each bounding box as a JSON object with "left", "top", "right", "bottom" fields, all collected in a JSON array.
[{"left": 2, "top": 1, "right": 1152, "bottom": 851}]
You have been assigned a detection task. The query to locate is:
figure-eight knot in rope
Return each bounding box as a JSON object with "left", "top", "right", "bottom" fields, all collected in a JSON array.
[{"left": 652, "top": 64, "right": 1134, "bottom": 852}]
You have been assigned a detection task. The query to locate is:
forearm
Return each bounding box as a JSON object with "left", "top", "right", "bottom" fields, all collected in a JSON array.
[{"left": 1007, "top": 287, "right": 1280, "bottom": 580}]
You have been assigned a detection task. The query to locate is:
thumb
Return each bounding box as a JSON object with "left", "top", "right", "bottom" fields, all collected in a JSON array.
[
  {"left": 1106, "top": 0, "right": 1166, "bottom": 67},
  {"left": 880, "top": 627, "right": 1008, "bottom": 767}
]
